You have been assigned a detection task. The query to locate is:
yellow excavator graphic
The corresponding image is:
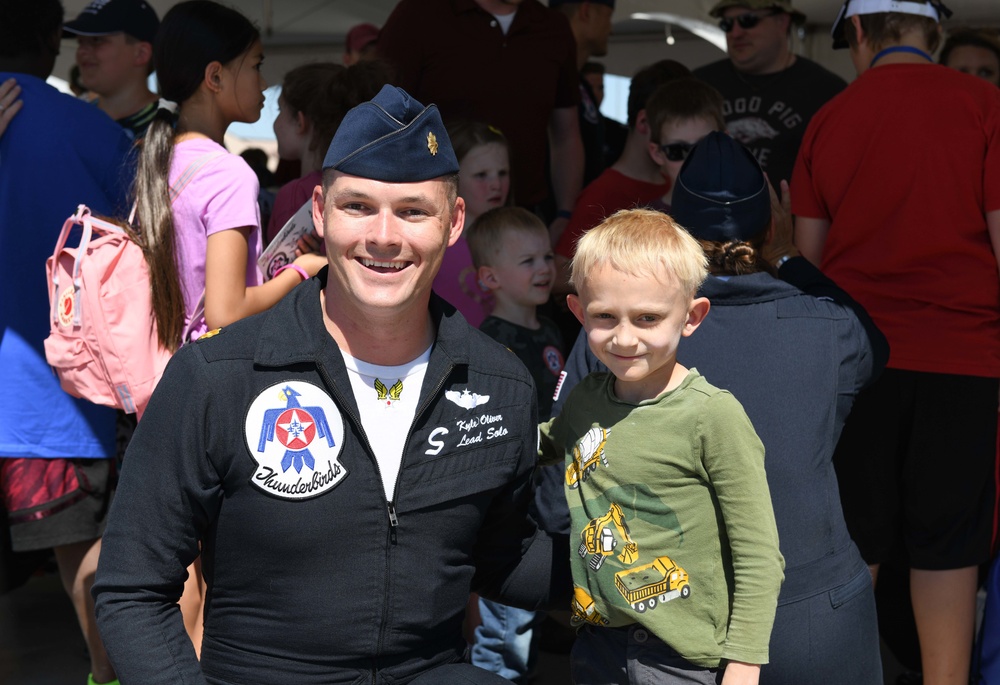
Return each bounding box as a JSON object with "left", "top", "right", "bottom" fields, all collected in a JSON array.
[
  {"left": 578, "top": 502, "right": 639, "bottom": 571},
  {"left": 565, "top": 426, "right": 611, "bottom": 489}
]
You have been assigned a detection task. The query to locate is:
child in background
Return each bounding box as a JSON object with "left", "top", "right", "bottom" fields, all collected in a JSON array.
[
  {"left": 434, "top": 121, "right": 512, "bottom": 327},
  {"left": 465, "top": 206, "right": 565, "bottom": 683},
  {"left": 129, "top": 0, "right": 326, "bottom": 649},
  {"left": 645, "top": 78, "right": 725, "bottom": 212},
  {"left": 469, "top": 207, "right": 564, "bottom": 417},
  {"left": 544, "top": 209, "right": 783, "bottom": 685},
  {"left": 267, "top": 60, "right": 392, "bottom": 242}
]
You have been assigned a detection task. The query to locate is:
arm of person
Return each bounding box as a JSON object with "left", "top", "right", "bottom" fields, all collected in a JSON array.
[
  {"left": 472, "top": 389, "right": 572, "bottom": 610},
  {"left": 701, "top": 393, "right": 784, "bottom": 668},
  {"left": 765, "top": 180, "right": 888, "bottom": 378},
  {"left": 792, "top": 216, "right": 830, "bottom": 267},
  {"left": 93, "top": 348, "right": 220, "bottom": 684},
  {"left": 722, "top": 661, "right": 761, "bottom": 685},
  {"left": 988, "top": 209, "right": 1000, "bottom": 274},
  {"left": 548, "top": 106, "right": 584, "bottom": 246},
  {"left": 0, "top": 78, "right": 23, "bottom": 137},
  {"left": 203, "top": 228, "right": 326, "bottom": 329}
]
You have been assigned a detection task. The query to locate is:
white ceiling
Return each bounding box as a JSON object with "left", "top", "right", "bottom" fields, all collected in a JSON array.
[
  {"left": 53, "top": 0, "right": 998, "bottom": 90},
  {"left": 60, "top": 0, "right": 999, "bottom": 46}
]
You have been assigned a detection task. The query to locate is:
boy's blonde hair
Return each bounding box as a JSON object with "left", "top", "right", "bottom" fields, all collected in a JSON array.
[
  {"left": 466, "top": 207, "right": 548, "bottom": 269},
  {"left": 571, "top": 208, "right": 708, "bottom": 297}
]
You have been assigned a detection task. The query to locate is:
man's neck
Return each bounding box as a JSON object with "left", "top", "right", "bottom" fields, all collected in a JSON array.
[
  {"left": 490, "top": 298, "right": 540, "bottom": 330},
  {"left": 321, "top": 289, "right": 437, "bottom": 366},
  {"left": 612, "top": 130, "right": 667, "bottom": 185},
  {"left": 738, "top": 49, "right": 796, "bottom": 76},
  {"left": 0, "top": 58, "right": 48, "bottom": 80},
  {"left": 97, "top": 81, "right": 158, "bottom": 122},
  {"left": 474, "top": 0, "right": 518, "bottom": 16}
]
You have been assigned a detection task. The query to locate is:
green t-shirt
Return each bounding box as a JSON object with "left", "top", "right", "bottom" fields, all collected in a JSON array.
[{"left": 540, "top": 369, "right": 784, "bottom": 667}]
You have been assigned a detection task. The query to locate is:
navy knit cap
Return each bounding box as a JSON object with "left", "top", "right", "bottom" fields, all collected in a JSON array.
[
  {"left": 669, "top": 131, "right": 771, "bottom": 243},
  {"left": 322, "top": 85, "right": 459, "bottom": 182}
]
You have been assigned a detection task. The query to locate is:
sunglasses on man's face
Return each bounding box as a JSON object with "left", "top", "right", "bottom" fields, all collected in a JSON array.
[
  {"left": 718, "top": 10, "right": 779, "bottom": 33},
  {"left": 659, "top": 142, "right": 696, "bottom": 162}
]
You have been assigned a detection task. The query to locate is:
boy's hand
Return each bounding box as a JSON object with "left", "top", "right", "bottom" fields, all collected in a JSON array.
[
  {"left": 761, "top": 177, "right": 799, "bottom": 268},
  {"left": 721, "top": 660, "right": 760, "bottom": 685}
]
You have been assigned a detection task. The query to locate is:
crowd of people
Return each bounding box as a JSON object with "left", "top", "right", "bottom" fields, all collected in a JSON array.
[{"left": 0, "top": 0, "right": 999, "bottom": 684}]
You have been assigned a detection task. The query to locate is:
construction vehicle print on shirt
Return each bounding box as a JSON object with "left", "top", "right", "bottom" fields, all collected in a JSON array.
[
  {"left": 578, "top": 502, "right": 639, "bottom": 571},
  {"left": 566, "top": 426, "right": 611, "bottom": 489},
  {"left": 571, "top": 586, "right": 610, "bottom": 626},
  {"left": 615, "top": 555, "right": 691, "bottom": 613}
]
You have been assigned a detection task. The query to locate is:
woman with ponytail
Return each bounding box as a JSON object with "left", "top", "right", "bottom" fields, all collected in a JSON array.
[{"left": 136, "top": 0, "right": 325, "bottom": 354}]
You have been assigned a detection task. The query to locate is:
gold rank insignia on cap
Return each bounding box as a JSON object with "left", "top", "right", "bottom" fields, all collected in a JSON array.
[{"left": 427, "top": 131, "right": 439, "bottom": 156}]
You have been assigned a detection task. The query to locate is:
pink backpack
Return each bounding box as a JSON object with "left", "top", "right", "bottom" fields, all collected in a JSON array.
[
  {"left": 44, "top": 207, "right": 172, "bottom": 417},
  {"left": 44, "top": 152, "right": 221, "bottom": 417}
]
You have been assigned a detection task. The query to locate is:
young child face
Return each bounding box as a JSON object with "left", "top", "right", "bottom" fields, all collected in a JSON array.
[
  {"left": 650, "top": 116, "right": 719, "bottom": 185},
  {"left": 273, "top": 96, "right": 306, "bottom": 160},
  {"left": 75, "top": 34, "right": 147, "bottom": 97},
  {"left": 458, "top": 143, "right": 511, "bottom": 223},
  {"left": 569, "top": 263, "right": 708, "bottom": 402},
  {"left": 482, "top": 228, "right": 556, "bottom": 308}
]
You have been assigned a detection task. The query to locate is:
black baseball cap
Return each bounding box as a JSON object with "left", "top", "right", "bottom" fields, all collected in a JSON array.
[{"left": 64, "top": 0, "right": 160, "bottom": 44}]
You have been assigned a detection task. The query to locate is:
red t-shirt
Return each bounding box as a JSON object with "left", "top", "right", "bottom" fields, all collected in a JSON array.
[
  {"left": 380, "top": 0, "right": 579, "bottom": 207},
  {"left": 555, "top": 168, "right": 668, "bottom": 259},
  {"left": 792, "top": 63, "right": 1000, "bottom": 377}
]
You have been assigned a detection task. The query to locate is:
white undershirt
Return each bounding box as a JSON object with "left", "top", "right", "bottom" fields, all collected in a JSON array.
[
  {"left": 341, "top": 345, "right": 432, "bottom": 501},
  {"left": 492, "top": 10, "right": 516, "bottom": 35}
]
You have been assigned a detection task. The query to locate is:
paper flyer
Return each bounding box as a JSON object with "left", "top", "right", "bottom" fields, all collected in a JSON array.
[{"left": 258, "top": 199, "right": 315, "bottom": 280}]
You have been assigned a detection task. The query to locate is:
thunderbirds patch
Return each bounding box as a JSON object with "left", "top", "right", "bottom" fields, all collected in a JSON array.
[{"left": 244, "top": 381, "right": 348, "bottom": 500}]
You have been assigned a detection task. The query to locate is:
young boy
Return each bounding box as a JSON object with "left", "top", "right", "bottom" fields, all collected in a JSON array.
[
  {"left": 63, "top": 0, "right": 161, "bottom": 139},
  {"left": 542, "top": 208, "right": 783, "bottom": 685},
  {"left": 468, "top": 207, "right": 565, "bottom": 418},
  {"left": 645, "top": 78, "right": 726, "bottom": 211},
  {"left": 465, "top": 206, "right": 566, "bottom": 682}
]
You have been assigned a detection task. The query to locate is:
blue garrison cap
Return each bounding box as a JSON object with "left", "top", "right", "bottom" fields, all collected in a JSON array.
[
  {"left": 669, "top": 131, "right": 771, "bottom": 243},
  {"left": 322, "top": 85, "right": 459, "bottom": 182}
]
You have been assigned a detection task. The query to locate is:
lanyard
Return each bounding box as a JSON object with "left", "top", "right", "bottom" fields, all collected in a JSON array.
[{"left": 869, "top": 45, "right": 935, "bottom": 68}]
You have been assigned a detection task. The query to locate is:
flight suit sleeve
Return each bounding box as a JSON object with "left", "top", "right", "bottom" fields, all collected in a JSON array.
[{"left": 92, "top": 346, "right": 224, "bottom": 684}]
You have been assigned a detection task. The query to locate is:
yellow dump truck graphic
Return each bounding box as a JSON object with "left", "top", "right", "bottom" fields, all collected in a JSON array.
[
  {"left": 566, "top": 426, "right": 611, "bottom": 489},
  {"left": 571, "top": 586, "right": 610, "bottom": 626},
  {"left": 578, "top": 502, "right": 639, "bottom": 571},
  {"left": 615, "top": 556, "right": 690, "bottom": 613}
]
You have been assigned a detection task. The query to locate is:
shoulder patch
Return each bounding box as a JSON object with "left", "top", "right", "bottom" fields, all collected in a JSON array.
[{"left": 244, "top": 381, "right": 348, "bottom": 500}]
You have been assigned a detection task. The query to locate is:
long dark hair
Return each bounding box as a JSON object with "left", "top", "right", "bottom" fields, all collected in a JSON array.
[{"left": 135, "top": 0, "right": 259, "bottom": 350}]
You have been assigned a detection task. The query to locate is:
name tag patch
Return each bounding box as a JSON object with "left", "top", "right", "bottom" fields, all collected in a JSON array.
[
  {"left": 244, "top": 381, "right": 348, "bottom": 500},
  {"left": 424, "top": 410, "right": 509, "bottom": 455}
]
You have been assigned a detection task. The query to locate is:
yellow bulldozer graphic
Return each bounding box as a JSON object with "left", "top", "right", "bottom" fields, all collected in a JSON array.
[
  {"left": 614, "top": 555, "right": 690, "bottom": 613},
  {"left": 570, "top": 586, "right": 610, "bottom": 626},
  {"left": 565, "top": 426, "right": 611, "bottom": 489},
  {"left": 578, "top": 502, "right": 639, "bottom": 571}
]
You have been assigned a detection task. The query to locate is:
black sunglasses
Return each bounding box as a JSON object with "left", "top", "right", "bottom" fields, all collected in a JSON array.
[
  {"left": 718, "top": 10, "right": 780, "bottom": 33},
  {"left": 659, "top": 142, "right": 696, "bottom": 162}
]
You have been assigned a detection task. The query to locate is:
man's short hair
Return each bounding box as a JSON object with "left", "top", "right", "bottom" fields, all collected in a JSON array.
[
  {"left": 845, "top": 0, "right": 941, "bottom": 53},
  {"left": 0, "top": 0, "right": 63, "bottom": 59},
  {"left": 571, "top": 208, "right": 708, "bottom": 298},
  {"left": 466, "top": 207, "right": 547, "bottom": 269},
  {"left": 646, "top": 78, "right": 726, "bottom": 143},
  {"left": 626, "top": 59, "right": 691, "bottom": 129}
]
